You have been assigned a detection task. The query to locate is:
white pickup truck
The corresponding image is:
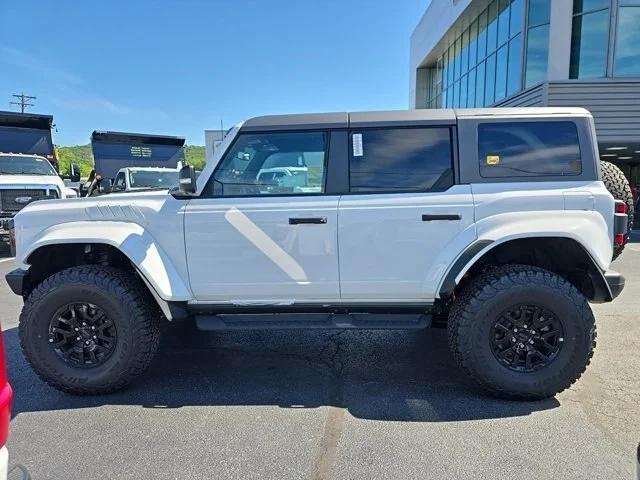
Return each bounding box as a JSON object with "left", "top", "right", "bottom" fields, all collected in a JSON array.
[
  {"left": 0, "top": 153, "right": 78, "bottom": 250},
  {"left": 4, "top": 108, "right": 629, "bottom": 400}
]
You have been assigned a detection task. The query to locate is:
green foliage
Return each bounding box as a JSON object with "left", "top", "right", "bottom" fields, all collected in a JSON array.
[
  {"left": 183, "top": 145, "right": 206, "bottom": 171},
  {"left": 55, "top": 144, "right": 207, "bottom": 177},
  {"left": 55, "top": 145, "right": 94, "bottom": 177}
]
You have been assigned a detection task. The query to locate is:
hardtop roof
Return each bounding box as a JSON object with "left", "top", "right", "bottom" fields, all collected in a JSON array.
[{"left": 242, "top": 107, "right": 591, "bottom": 131}]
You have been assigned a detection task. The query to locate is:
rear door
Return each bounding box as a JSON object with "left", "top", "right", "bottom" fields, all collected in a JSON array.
[{"left": 338, "top": 126, "right": 476, "bottom": 301}]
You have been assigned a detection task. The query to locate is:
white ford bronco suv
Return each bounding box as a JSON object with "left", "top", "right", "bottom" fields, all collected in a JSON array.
[{"left": 5, "top": 108, "right": 629, "bottom": 400}]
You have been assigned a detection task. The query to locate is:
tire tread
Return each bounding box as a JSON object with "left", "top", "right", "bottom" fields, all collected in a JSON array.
[{"left": 447, "top": 264, "right": 596, "bottom": 400}]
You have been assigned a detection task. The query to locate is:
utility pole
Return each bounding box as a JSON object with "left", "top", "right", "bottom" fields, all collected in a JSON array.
[{"left": 10, "top": 92, "right": 36, "bottom": 113}]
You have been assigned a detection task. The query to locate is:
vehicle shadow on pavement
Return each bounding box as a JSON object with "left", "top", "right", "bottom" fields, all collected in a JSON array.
[{"left": 5, "top": 324, "right": 559, "bottom": 422}]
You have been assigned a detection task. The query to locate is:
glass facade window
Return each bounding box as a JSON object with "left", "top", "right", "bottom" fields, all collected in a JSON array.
[
  {"left": 524, "top": 0, "right": 551, "bottom": 87},
  {"left": 525, "top": 24, "right": 550, "bottom": 87},
  {"left": 495, "top": 46, "right": 508, "bottom": 101},
  {"left": 528, "top": 0, "right": 550, "bottom": 27},
  {"left": 468, "top": 68, "right": 477, "bottom": 108},
  {"left": 510, "top": 0, "right": 523, "bottom": 34},
  {"left": 507, "top": 34, "right": 523, "bottom": 96},
  {"left": 570, "top": 3, "right": 610, "bottom": 79},
  {"left": 476, "top": 61, "right": 486, "bottom": 107},
  {"left": 615, "top": 5, "right": 640, "bottom": 76},
  {"left": 497, "top": 0, "right": 511, "bottom": 47},
  {"left": 469, "top": 20, "right": 478, "bottom": 68},
  {"left": 574, "top": 0, "right": 610, "bottom": 14},
  {"left": 485, "top": 53, "right": 497, "bottom": 105},
  {"left": 424, "top": 0, "right": 525, "bottom": 108},
  {"left": 477, "top": 10, "right": 488, "bottom": 60},
  {"left": 487, "top": 1, "right": 499, "bottom": 53}
]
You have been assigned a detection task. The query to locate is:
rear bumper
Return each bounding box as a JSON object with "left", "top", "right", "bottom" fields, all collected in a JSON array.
[
  {"left": 604, "top": 270, "right": 625, "bottom": 300},
  {"left": 4, "top": 269, "right": 26, "bottom": 297}
]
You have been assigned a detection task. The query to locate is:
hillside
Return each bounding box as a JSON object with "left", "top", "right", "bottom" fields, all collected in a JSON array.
[{"left": 55, "top": 144, "right": 206, "bottom": 176}]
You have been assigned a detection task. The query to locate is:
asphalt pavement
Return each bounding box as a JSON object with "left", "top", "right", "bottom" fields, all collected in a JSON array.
[{"left": 0, "top": 240, "right": 638, "bottom": 480}]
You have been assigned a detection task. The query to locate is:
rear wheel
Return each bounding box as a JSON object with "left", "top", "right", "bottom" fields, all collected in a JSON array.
[
  {"left": 19, "top": 265, "right": 161, "bottom": 395},
  {"left": 601, "top": 160, "right": 633, "bottom": 260},
  {"left": 447, "top": 264, "right": 596, "bottom": 400}
]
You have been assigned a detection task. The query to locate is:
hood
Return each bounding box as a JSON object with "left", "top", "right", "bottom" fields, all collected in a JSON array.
[
  {"left": 12, "top": 186, "right": 185, "bottom": 271},
  {"left": 0, "top": 174, "right": 64, "bottom": 187},
  {"left": 17, "top": 189, "right": 169, "bottom": 215}
]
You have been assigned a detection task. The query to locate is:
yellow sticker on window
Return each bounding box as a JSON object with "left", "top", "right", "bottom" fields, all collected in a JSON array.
[{"left": 486, "top": 155, "right": 500, "bottom": 165}]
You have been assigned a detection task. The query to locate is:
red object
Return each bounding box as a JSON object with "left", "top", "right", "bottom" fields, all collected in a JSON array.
[
  {"left": 616, "top": 202, "right": 627, "bottom": 214},
  {"left": 0, "top": 330, "right": 12, "bottom": 448},
  {"left": 615, "top": 234, "right": 625, "bottom": 246}
]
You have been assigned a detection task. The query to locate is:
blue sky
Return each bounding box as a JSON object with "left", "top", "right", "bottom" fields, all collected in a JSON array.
[{"left": 0, "top": 0, "right": 429, "bottom": 145}]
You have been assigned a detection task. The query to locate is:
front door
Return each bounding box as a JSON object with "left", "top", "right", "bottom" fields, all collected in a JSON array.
[
  {"left": 338, "top": 126, "right": 476, "bottom": 301},
  {"left": 184, "top": 130, "right": 340, "bottom": 303}
]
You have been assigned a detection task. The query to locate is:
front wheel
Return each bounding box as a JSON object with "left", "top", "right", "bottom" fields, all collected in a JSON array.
[
  {"left": 447, "top": 265, "right": 596, "bottom": 400},
  {"left": 19, "top": 265, "right": 161, "bottom": 395}
]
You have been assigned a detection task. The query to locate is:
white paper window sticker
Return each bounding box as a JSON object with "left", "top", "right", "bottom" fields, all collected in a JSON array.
[{"left": 352, "top": 133, "right": 363, "bottom": 157}]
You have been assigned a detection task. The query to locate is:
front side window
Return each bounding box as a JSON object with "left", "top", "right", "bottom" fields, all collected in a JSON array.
[
  {"left": 478, "top": 121, "right": 582, "bottom": 178},
  {"left": 212, "top": 132, "right": 326, "bottom": 196},
  {"left": 349, "top": 128, "right": 453, "bottom": 193},
  {"left": 113, "top": 172, "right": 126, "bottom": 191}
]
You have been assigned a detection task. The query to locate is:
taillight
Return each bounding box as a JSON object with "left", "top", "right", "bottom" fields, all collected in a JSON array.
[
  {"left": 616, "top": 203, "right": 627, "bottom": 214},
  {"left": 615, "top": 234, "right": 625, "bottom": 246}
]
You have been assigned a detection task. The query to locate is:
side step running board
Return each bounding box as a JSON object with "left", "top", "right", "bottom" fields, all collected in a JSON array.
[{"left": 194, "top": 313, "right": 432, "bottom": 331}]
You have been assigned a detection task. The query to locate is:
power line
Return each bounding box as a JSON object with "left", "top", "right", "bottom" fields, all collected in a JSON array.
[{"left": 10, "top": 92, "right": 36, "bottom": 113}]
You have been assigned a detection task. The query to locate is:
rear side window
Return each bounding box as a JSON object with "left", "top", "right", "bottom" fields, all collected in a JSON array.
[
  {"left": 478, "top": 121, "right": 582, "bottom": 178},
  {"left": 348, "top": 128, "right": 454, "bottom": 193}
]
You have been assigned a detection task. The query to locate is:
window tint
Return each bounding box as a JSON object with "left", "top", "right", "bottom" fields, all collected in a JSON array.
[
  {"left": 478, "top": 122, "right": 581, "bottom": 178},
  {"left": 349, "top": 128, "right": 453, "bottom": 193},
  {"left": 212, "top": 132, "right": 326, "bottom": 196}
]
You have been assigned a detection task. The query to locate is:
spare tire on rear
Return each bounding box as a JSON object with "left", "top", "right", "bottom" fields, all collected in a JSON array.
[{"left": 600, "top": 161, "right": 634, "bottom": 260}]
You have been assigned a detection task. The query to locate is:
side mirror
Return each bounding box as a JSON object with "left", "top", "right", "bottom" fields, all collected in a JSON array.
[
  {"left": 179, "top": 164, "right": 196, "bottom": 194},
  {"left": 70, "top": 163, "right": 81, "bottom": 183}
]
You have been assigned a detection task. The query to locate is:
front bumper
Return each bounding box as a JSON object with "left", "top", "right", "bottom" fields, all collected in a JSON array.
[
  {"left": 604, "top": 270, "right": 625, "bottom": 300},
  {"left": 4, "top": 269, "right": 27, "bottom": 297}
]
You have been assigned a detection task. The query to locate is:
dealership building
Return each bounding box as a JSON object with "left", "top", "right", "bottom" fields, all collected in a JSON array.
[{"left": 410, "top": 0, "right": 640, "bottom": 186}]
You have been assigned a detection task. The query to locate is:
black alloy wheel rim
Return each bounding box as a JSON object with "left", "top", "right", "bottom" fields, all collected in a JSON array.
[
  {"left": 489, "top": 304, "right": 565, "bottom": 372},
  {"left": 48, "top": 302, "right": 117, "bottom": 368}
]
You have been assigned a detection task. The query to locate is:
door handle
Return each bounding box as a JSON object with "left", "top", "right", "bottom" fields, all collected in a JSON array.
[
  {"left": 422, "top": 214, "right": 462, "bottom": 221},
  {"left": 289, "top": 217, "right": 327, "bottom": 225}
]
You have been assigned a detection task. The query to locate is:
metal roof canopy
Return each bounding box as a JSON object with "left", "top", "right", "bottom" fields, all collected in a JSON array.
[
  {"left": 91, "top": 131, "right": 185, "bottom": 146},
  {"left": 0, "top": 110, "right": 54, "bottom": 130}
]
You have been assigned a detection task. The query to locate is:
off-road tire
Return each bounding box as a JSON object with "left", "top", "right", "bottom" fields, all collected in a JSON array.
[
  {"left": 19, "top": 265, "right": 161, "bottom": 395},
  {"left": 447, "top": 264, "right": 596, "bottom": 400},
  {"left": 601, "top": 160, "right": 633, "bottom": 260}
]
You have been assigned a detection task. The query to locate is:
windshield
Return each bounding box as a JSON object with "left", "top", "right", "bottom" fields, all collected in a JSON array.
[
  {"left": 0, "top": 154, "right": 58, "bottom": 175},
  {"left": 128, "top": 170, "right": 178, "bottom": 189}
]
